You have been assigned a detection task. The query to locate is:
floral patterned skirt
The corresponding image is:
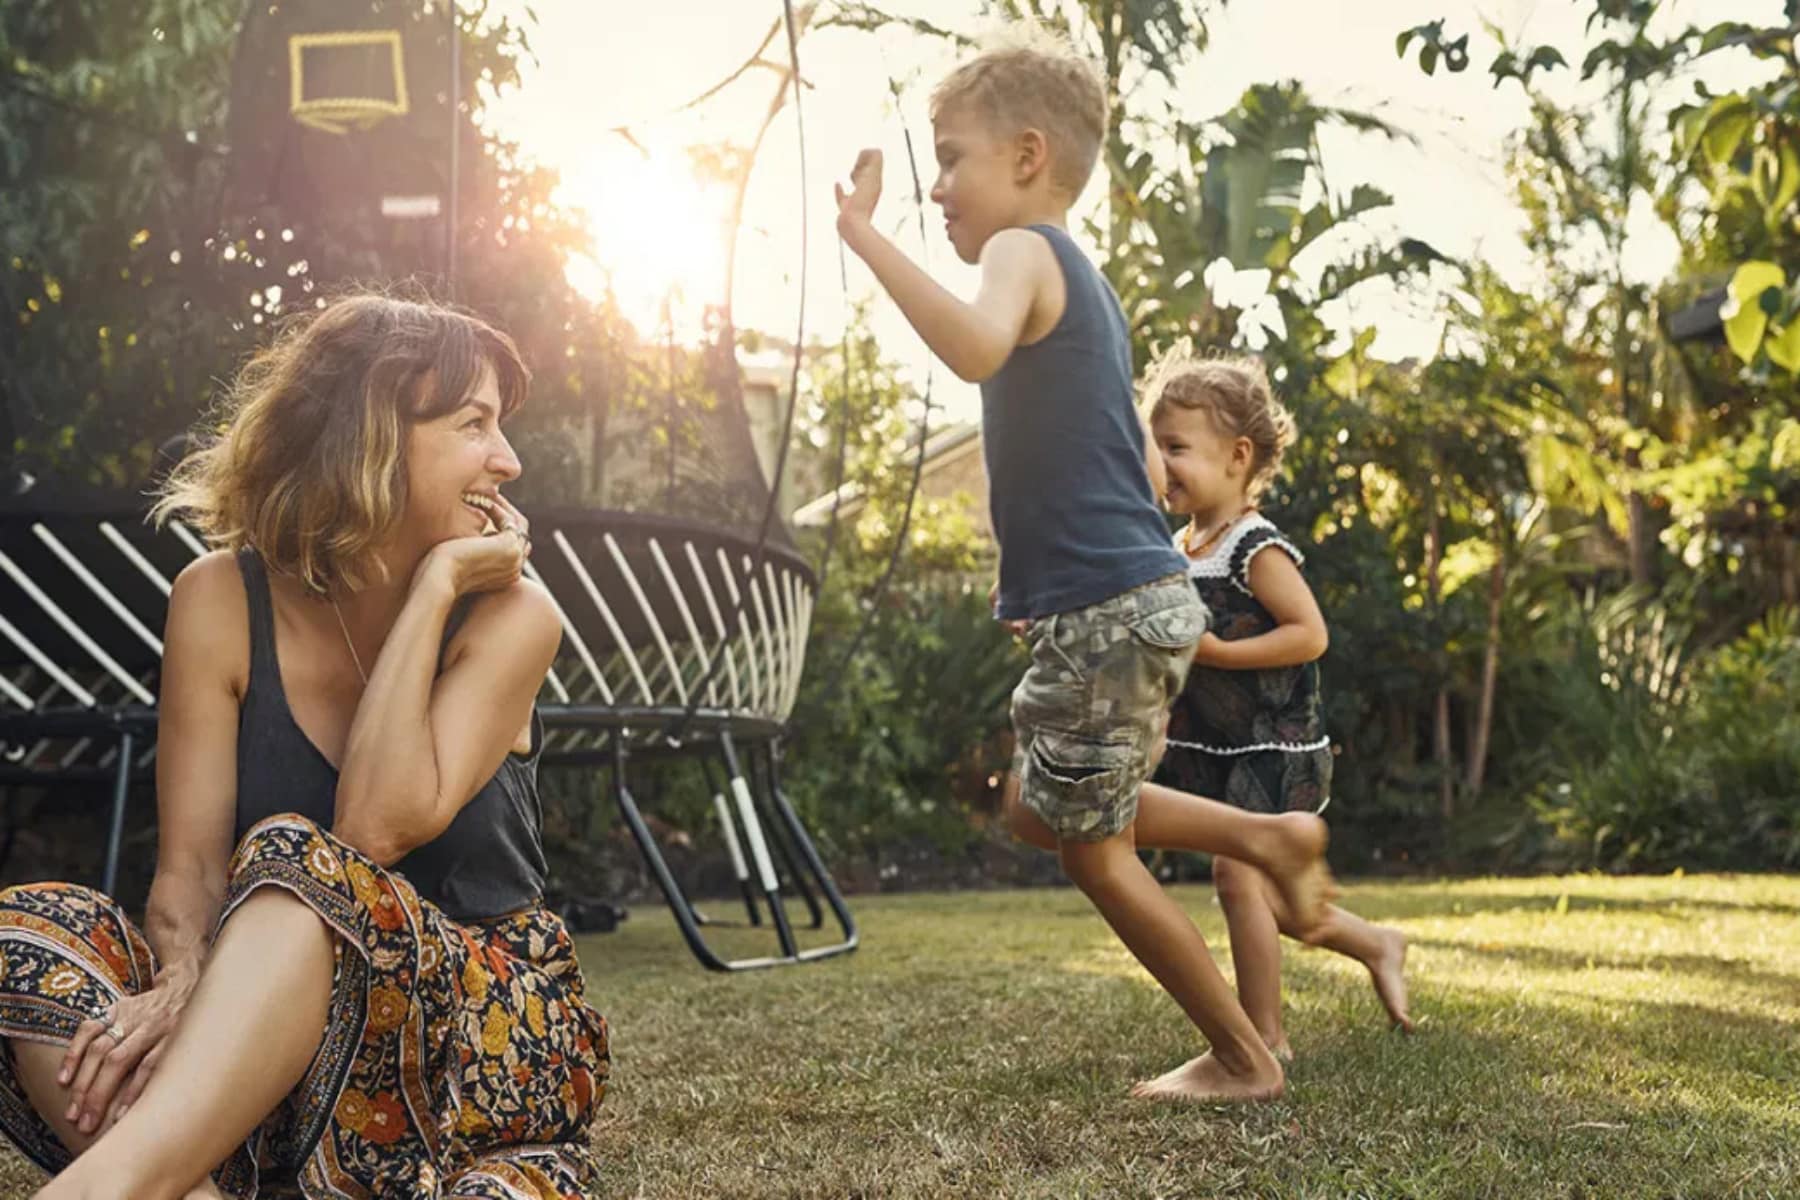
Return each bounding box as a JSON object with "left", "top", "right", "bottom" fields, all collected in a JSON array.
[{"left": 0, "top": 813, "right": 608, "bottom": 1198}]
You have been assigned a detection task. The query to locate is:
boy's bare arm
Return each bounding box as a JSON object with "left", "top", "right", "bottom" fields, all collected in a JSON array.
[{"left": 836, "top": 150, "right": 1050, "bottom": 383}]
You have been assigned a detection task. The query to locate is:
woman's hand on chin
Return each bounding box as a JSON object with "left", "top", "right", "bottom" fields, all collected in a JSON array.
[{"left": 419, "top": 494, "right": 532, "bottom": 598}]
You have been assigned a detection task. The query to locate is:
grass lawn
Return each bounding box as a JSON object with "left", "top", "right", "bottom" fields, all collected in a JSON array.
[{"left": 3, "top": 873, "right": 1796, "bottom": 1197}]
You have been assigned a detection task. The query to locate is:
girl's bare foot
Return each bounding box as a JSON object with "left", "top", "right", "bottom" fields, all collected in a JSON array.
[
  {"left": 1130, "top": 1051, "right": 1285, "bottom": 1103},
  {"left": 1260, "top": 814, "right": 1337, "bottom": 939},
  {"left": 1262, "top": 1033, "right": 1294, "bottom": 1063},
  {"left": 1368, "top": 926, "right": 1413, "bottom": 1032}
]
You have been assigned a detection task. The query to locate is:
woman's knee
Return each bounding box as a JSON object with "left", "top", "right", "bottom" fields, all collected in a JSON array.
[
  {"left": 0, "top": 882, "right": 100, "bottom": 922},
  {"left": 227, "top": 812, "right": 331, "bottom": 878}
]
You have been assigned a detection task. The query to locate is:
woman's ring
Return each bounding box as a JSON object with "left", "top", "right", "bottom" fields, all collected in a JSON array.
[{"left": 104, "top": 1023, "right": 126, "bottom": 1042}]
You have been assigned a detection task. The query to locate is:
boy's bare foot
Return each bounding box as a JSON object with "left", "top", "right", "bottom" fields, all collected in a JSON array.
[
  {"left": 1130, "top": 1051, "right": 1285, "bottom": 1103},
  {"left": 1260, "top": 813, "right": 1337, "bottom": 939},
  {"left": 1368, "top": 926, "right": 1413, "bottom": 1033},
  {"left": 1262, "top": 1034, "right": 1294, "bottom": 1063}
]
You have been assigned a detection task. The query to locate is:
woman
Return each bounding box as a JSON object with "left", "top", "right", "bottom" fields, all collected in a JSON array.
[{"left": 0, "top": 293, "right": 608, "bottom": 1198}]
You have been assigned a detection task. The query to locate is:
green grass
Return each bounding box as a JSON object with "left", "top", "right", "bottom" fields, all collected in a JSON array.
[{"left": 4, "top": 874, "right": 1797, "bottom": 1197}]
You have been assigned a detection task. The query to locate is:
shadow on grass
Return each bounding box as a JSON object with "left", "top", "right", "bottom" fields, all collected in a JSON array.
[
  {"left": 1340, "top": 885, "right": 1800, "bottom": 923},
  {"left": 1405, "top": 936, "right": 1800, "bottom": 1006}
]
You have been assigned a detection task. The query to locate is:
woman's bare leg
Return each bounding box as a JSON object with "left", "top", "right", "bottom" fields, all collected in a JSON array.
[
  {"left": 35, "top": 888, "right": 334, "bottom": 1200},
  {"left": 8, "top": 1041, "right": 102, "bottom": 1156}
]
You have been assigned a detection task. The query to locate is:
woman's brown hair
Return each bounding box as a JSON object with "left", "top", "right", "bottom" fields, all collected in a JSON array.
[{"left": 152, "top": 290, "right": 529, "bottom": 593}]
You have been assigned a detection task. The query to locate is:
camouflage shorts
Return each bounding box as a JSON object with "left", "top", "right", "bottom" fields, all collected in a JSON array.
[{"left": 1011, "top": 575, "right": 1208, "bottom": 841}]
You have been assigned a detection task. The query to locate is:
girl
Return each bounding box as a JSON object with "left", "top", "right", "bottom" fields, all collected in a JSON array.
[{"left": 1147, "top": 346, "right": 1412, "bottom": 1058}]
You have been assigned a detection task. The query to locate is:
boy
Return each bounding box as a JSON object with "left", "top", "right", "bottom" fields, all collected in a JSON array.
[{"left": 836, "top": 29, "right": 1335, "bottom": 1102}]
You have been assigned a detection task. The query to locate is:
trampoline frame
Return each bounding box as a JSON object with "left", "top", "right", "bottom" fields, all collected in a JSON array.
[{"left": 0, "top": 503, "right": 855, "bottom": 972}]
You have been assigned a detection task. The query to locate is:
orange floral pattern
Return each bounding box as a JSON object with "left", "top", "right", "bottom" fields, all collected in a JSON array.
[{"left": 0, "top": 815, "right": 607, "bottom": 1198}]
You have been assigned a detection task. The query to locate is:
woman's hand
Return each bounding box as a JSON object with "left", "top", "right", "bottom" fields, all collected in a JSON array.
[
  {"left": 60, "top": 965, "right": 197, "bottom": 1135},
  {"left": 420, "top": 493, "right": 532, "bottom": 599}
]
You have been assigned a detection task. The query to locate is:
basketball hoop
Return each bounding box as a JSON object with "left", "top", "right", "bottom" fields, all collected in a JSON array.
[{"left": 288, "top": 31, "right": 409, "bottom": 135}]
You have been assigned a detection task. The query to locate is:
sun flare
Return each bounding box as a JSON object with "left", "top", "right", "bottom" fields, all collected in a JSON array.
[{"left": 563, "top": 148, "right": 732, "bottom": 337}]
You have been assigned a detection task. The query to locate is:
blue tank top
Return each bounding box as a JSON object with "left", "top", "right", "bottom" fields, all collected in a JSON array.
[{"left": 981, "top": 224, "right": 1186, "bottom": 619}]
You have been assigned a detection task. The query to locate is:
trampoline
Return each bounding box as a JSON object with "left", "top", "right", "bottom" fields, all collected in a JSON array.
[{"left": 0, "top": 0, "right": 862, "bottom": 972}]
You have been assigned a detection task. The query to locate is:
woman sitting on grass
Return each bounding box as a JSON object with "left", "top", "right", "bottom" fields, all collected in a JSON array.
[{"left": 0, "top": 292, "right": 608, "bottom": 1199}]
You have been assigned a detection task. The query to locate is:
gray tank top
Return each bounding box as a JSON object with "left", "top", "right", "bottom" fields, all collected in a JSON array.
[{"left": 233, "top": 551, "right": 549, "bottom": 921}]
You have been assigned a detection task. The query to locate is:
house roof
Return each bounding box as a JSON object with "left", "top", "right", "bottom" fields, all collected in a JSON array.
[{"left": 790, "top": 421, "right": 981, "bottom": 527}]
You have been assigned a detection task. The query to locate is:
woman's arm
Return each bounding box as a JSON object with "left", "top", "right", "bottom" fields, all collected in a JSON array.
[
  {"left": 62, "top": 551, "right": 243, "bottom": 1133},
  {"left": 1192, "top": 547, "right": 1329, "bottom": 670},
  {"left": 146, "top": 552, "right": 243, "bottom": 982},
  {"left": 332, "top": 542, "right": 560, "bottom": 865}
]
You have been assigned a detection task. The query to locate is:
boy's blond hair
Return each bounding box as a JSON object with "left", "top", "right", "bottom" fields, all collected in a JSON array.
[
  {"left": 930, "top": 25, "right": 1108, "bottom": 200},
  {"left": 1144, "top": 342, "right": 1296, "bottom": 501}
]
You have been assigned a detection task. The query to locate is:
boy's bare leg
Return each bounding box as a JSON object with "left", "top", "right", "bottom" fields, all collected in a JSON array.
[
  {"left": 1003, "top": 777, "right": 1335, "bottom": 934},
  {"left": 1056, "top": 831, "right": 1285, "bottom": 1103},
  {"left": 1212, "top": 858, "right": 1290, "bottom": 1059},
  {"left": 1245, "top": 867, "right": 1412, "bottom": 1032},
  {"left": 35, "top": 888, "right": 334, "bottom": 1200},
  {"left": 1133, "top": 782, "right": 1334, "bottom": 932}
]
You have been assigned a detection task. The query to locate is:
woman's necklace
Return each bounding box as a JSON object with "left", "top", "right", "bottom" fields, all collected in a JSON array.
[
  {"left": 1181, "top": 505, "right": 1257, "bottom": 560},
  {"left": 330, "top": 595, "right": 369, "bottom": 686}
]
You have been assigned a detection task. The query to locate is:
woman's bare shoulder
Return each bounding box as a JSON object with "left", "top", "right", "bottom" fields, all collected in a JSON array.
[{"left": 167, "top": 550, "right": 251, "bottom": 696}]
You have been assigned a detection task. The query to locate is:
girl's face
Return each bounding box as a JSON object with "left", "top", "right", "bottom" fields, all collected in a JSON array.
[
  {"left": 400, "top": 364, "right": 522, "bottom": 551},
  {"left": 1151, "top": 401, "right": 1252, "bottom": 519}
]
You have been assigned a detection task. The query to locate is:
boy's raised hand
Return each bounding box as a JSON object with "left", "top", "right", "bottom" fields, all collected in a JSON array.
[{"left": 835, "top": 148, "right": 883, "bottom": 234}]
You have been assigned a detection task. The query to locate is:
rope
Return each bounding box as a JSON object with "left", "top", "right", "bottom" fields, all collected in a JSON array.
[
  {"left": 810, "top": 62, "right": 936, "bottom": 705},
  {"left": 661, "top": 0, "right": 809, "bottom": 745}
]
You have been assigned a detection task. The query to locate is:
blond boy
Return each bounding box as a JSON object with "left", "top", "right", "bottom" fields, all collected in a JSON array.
[{"left": 836, "top": 30, "right": 1335, "bottom": 1102}]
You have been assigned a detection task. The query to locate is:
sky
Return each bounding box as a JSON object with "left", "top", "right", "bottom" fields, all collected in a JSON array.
[{"left": 486, "top": 0, "right": 1782, "bottom": 428}]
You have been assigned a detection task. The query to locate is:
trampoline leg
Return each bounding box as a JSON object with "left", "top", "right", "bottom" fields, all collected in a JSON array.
[
  {"left": 719, "top": 732, "right": 798, "bottom": 958},
  {"left": 754, "top": 743, "right": 824, "bottom": 929},
  {"left": 767, "top": 741, "right": 858, "bottom": 950},
  {"left": 101, "top": 731, "right": 132, "bottom": 899},
  {"left": 610, "top": 739, "right": 731, "bottom": 972},
  {"left": 700, "top": 756, "right": 762, "bottom": 926}
]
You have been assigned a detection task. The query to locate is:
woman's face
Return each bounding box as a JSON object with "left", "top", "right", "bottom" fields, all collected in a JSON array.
[{"left": 400, "top": 364, "right": 522, "bottom": 550}]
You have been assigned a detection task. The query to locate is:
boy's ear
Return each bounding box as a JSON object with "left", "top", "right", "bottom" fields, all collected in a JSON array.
[{"left": 1013, "top": 128, "right": 1050, "bottom": 186}]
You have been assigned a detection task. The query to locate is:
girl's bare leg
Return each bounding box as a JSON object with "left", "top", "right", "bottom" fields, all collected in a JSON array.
[
  {"left": 1212, "top": 857, "right": 1290, "bottom": 1057},
  {"left": 1056, "top": 832, "right": 1285, "bottom": 1103},
  {"left": 1243, "top": 865, "right": 1413, "bottom": 1032}
]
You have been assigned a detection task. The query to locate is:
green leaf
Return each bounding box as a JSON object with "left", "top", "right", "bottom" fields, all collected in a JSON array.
[
  {"left": 1772, "top": 419, "right": 1800, "bottom": 468},
  {"left": 1765, "top": 319, "right": 1800, "bottom": 374},
  {"left": 1701, "top": 104, "right": 1755, "bottom": 166},
  {"left": 1421, "top": 44, "right": 1440, "bottom": 75},
  {"left": 1767, "top": 140, "right": 1800, "bottom": 231},
  {"left": 1529, "top": 46, "right": 1568, "bottom": 72},
  {"left": 1723, "top": 261, "right": 1785, "bottom": 363}
]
